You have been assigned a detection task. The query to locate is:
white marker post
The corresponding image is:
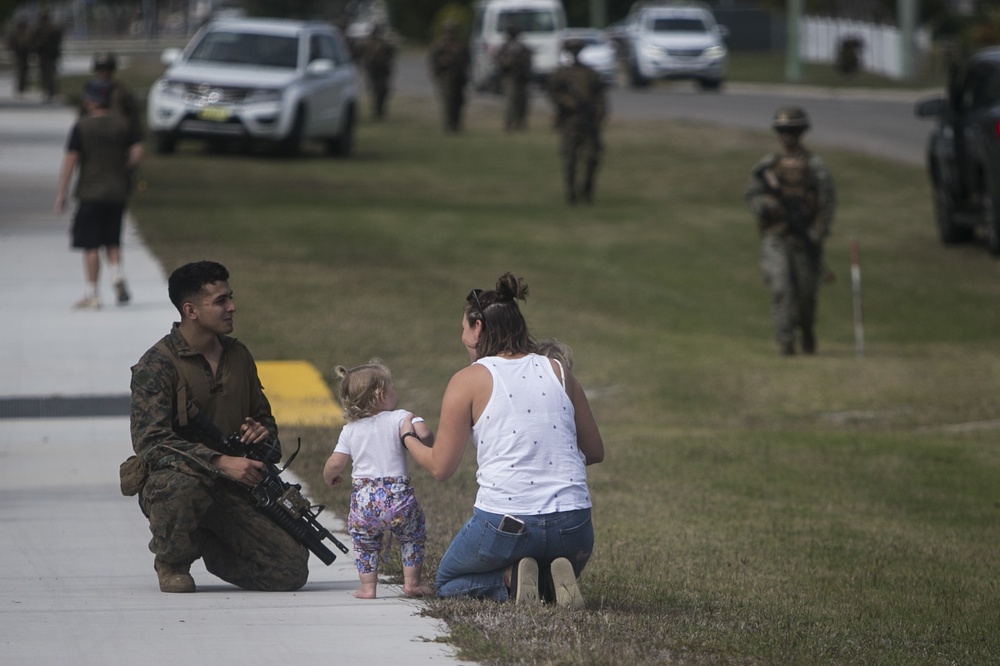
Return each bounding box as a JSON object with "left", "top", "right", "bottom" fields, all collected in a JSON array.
[{"left": 850, "top": 238, "right": 865, "bottom": 358}]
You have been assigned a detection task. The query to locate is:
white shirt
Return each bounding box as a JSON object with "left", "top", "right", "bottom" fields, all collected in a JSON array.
[
  {"left": 471, "top": 354, "right": 591, "bottom": 514},
  {"left": 334, "top": 409, "right": 412, "bottom": 479}
]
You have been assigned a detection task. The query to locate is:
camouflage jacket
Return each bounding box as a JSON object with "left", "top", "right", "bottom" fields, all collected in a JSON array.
[
  {"left": 745, "top": 148, "right": 836, "bottom": 241},
  {"left": 129, "top": 324, "right": 278, "bottom": 478},
  {"left": 547, "top": 62, "right": 606, "bottom": 129},
  {"left": 428, "top": 37, "right": 470, "bottom": 87},
  {"left": 496, "top": 38, "right": 532, "bottom": 82},
  {"left": 362, "top": 35, "right": 395, "bottom": 77}
]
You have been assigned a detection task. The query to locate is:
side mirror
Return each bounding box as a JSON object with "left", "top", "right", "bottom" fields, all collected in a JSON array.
[
  {"left": 914, "top": 95, "right": 946, "bottom": 119},
  {"left": 161, "top": 48, "right": 182, "bottom": 66},
  {"left": 306, "top": 58, "right": 335, "bottom": 76}
]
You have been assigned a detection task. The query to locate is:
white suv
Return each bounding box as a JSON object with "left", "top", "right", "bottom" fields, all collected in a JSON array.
[
  {"left": 616, "top": 2, "right": 728, "bottom": 90},
  {"left": 148, "top": 18, "right": 358, "bottom": 155}
]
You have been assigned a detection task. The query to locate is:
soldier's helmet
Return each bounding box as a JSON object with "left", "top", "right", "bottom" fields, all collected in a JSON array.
[
  {"left": 562, "top": 37, "right": 586, "bottom": 56},
  {"left": 772, "top": 106, "right": 810, "bottom": 132},
  {"left": 93, "top": 52, "right": 118, "bottom": 73}
]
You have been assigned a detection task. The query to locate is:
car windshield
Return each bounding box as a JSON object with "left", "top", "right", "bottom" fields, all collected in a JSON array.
[
  {"left": 651, "top": 17, "right": 708, "bottom": 33},
  {"left": 498, "top": 10, "right": 556, "bottom": 33},
  {"left": 188, "top": 31, "right": 299, "bottom": 68}
]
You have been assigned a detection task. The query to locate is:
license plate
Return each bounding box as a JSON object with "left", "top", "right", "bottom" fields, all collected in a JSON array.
[{"left": 197, "top": 106, "right": 230, "bottom": 122}]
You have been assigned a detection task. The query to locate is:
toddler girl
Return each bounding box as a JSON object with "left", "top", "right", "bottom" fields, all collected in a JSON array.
[{"left": 323, "top": 359, "right": 434, "bottom": 599}]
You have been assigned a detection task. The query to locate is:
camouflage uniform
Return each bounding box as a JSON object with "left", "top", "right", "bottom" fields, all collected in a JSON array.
[
  {"left": 32, "top": 12, "right": 62, "bottom": 101},
  {"left": 495, "top": 29, "right": 533, "bottom": 130},
  {"left": 746, "top": 107, "right": 836, "bottom": 355},
  {"left": 6, "top": 20, "right": 32, "bottom": 94},
  {"left": 428, "top": 23, "right": 471, "bottom": 132},
  {"left": 130, "top": 324, "right": 309, "bottom": 591},
  {"left": 547, "top": 39, "right": 606, "bottom": 204},
  {"left": 359, "top": 26, "right": 395, "bottom": 119}
]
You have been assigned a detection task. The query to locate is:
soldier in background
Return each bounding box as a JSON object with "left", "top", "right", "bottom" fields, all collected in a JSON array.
[
  {"left": 32, "top": 11, "right": 63, "bottom": 102},
  {"left": 495, "top": 25, "right": 533, "bottom": 131},
  {"left": 428, "top": 19, "right": 471, "bottom": 133},
  {"left": 358, "top": 23, "right": 395, "bottom": 120},
  {"left": 547, "top": 37, "right": 606, "bottom": 204},
  {"left": 6, "top": 19, "right": 32, "bottom": 95},
  {"left": 745, "top": 107, "right": 836, "bottom": 356}
]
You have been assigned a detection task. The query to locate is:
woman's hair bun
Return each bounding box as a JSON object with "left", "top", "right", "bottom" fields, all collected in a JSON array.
[{"left": 495, "top": 272, "right": 529, "bottom": 302}]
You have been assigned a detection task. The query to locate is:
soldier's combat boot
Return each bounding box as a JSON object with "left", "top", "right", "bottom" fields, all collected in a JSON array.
[
  {"left": 155, "top": 557, "right": 196, "bottom": 593},
  {"left": 802, "top": 329, "right": 816, "bottom": 354}
]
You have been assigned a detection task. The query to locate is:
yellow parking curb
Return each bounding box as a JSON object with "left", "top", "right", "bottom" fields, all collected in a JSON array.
[{"left": 257, "top": 360, "right": 344, "bottom": 427}]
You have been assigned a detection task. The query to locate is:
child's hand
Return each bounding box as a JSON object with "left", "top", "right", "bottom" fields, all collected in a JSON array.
[{"left": 398, "top": 412, "right": 415, "bottom": 440}]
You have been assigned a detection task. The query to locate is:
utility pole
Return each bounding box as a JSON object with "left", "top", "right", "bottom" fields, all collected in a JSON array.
[
  {"left": 898, "top": 0, "right": 919, "bottom": 80},
  {"left": 784, "top": 0, "right": 802, "bottom": 82},
  {"left": 590, "top": 0, "right": 606, "bottom": 28}
]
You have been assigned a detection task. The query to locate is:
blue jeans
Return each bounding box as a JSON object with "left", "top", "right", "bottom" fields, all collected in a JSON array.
[{"left": 435, "top": 507, "right": 594, "bottom": 601}]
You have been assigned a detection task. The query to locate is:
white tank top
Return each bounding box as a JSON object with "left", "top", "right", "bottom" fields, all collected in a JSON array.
[{"left": 471, "top": 354, "right": 591, "bottom": 514}]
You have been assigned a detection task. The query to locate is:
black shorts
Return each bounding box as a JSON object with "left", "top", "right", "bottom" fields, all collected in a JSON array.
[{"left": 71, "top": 201, "right": 125, "bottom": 250}]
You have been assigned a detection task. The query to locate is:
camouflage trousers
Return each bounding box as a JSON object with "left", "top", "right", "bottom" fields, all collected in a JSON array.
[
  {"left": 759, "top": 233, "right": 821, "bottom": 352},
  {"left": 438, "top": 81, "right": 466, "bottom": 132},
  {"left": 139, "top": 467, "right": 309, "bottom": 591},
  {"left": 367, "top": 72, "right": 390, "bottom": 119},
  {"left": 503, "top": 78, "right": 529, "bottom": 130},
  {"left": 560, "top": 122, "right": 602, "bottom": 203}
]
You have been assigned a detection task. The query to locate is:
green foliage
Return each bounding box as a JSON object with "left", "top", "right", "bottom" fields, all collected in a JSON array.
[{"left": 129, "top": 82, "right": 1000, "bottom": 665}]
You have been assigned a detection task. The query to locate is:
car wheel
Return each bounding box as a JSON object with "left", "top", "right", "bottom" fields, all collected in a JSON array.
[
  {"left": 279, "top": 106, "right": 306, "bottom": 156},
  {"left": 697, "top": 77, "right": 722, "bottom": 91},
  {"left": 932, "top": 176, "right": 971, "bottom": 244},
  {"left": 628, "top": 57, "right": 650, "bottom": 88},
  {"left": 326, "top": 105, "right": 355, "bottom": 158},
  {"left": 983, "top": 180, "right": 1000, "bottom": 256},
  {"left": 154, "top": 132, "right": 177, "bottom": 155}
]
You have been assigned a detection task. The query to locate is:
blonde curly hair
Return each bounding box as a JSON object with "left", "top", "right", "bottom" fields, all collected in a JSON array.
[{"left": 335, "top": 358, "right": 392, "bottom": 422}]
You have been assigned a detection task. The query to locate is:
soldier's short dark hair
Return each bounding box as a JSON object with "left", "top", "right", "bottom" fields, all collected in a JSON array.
[{"left": 168, "top": 261, "right": 229, "bottom": 313}]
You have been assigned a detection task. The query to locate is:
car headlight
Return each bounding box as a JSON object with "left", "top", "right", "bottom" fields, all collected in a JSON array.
[
  {"left": 703, "top": 45, "right": 727, "bottom": 59},
  {"left": 244, "top": 88, "right": 282, "bottom": 104},
  {"left": 641, "top": 43, "right": 663, "bottom": 58},
  {"left": 155, "top": 79, "right": 187, "bottom": 98}
]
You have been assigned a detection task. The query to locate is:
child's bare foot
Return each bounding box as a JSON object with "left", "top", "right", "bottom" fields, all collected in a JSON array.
[
  {"left": 402, "top": 583, "right": 434, "bottom": 597},
  {"left": 354, "top": 582, "right": 377, "bottom": 599}
]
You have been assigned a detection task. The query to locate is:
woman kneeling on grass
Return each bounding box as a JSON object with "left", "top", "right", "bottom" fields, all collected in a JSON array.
[{"left": 399, "top": 273, "right": 604, "bottom": 607}]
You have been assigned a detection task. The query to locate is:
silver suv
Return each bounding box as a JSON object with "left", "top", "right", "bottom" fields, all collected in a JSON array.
[
  {"left": 614, "top": 2, "right": 728, "bottom": 90},
  {"left": 147, "top": 18, "right": 358, "bottom": 155}
]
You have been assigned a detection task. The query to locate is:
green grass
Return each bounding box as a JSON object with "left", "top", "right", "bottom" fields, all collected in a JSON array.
[{"left": 127, "top": 78, "right": 1000, "bottom": 665}]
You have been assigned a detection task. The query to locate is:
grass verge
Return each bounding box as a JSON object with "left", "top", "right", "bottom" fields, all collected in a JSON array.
[{"left": 127, "top": 82, "right": 1000, "bottom": 665}]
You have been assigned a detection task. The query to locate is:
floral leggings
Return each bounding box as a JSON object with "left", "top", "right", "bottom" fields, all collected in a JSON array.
[{"left": 349, "top": 476, "right": 426, "bottom": 574}]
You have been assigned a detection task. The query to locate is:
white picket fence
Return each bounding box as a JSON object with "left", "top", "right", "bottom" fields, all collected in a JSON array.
[{"left": 801, "top": 16, "right": 931, "bottom": 80}]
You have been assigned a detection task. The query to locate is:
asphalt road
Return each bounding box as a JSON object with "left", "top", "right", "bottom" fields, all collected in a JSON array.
[{"left": 395, "top": 50, "right": 938, "bottom": 166}]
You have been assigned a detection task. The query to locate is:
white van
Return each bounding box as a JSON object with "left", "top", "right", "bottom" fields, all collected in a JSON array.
[{"left": 470, "top": 0, "right": 567, "bottom": 91}]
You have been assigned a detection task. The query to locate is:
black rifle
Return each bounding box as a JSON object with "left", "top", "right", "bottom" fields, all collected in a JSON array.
[
  {"left": 191, "top": 412, "right": 349, "bottom": 565},
  {"left": 755, "top": 164, "right": 835, "bottom": 283}
]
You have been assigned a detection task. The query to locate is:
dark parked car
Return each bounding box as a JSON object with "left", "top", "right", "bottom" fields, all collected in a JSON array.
[{"left": 915, "top": 47, "right": 1000, "bottom": 254}]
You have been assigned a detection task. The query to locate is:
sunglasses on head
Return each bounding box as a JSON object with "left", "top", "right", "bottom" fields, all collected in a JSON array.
[{"left": 467, "top": 288, "right": 486, "bottom": 325}]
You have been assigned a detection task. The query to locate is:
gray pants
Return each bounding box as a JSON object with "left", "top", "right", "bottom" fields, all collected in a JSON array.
[{"left": 759, "top": 233, "right": 820, "bottom": 353}]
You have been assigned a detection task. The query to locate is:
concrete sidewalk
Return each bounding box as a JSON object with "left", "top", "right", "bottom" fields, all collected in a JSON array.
[{"left": 0, "top": 73, "right": 469, "bottom": 665}]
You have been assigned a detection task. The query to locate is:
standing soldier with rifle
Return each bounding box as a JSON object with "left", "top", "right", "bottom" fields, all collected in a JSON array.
[
  {"left": 428, "top": 18, "right": 471, "bottom": 133},
  {"left": 358, "top": 23, "right": 395, "bottom": 120},
  {"left": 495, "top": 25, "right": 533, "bottom": 131},
  {"left": 124, "top": 261, "right": 310, "bottom": 593},
  {"left": 547, "top": 37, "right": 606, "bottom": 205},
  {"left": 746, "top": 106, "right": 836, "bottom": 356}
]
